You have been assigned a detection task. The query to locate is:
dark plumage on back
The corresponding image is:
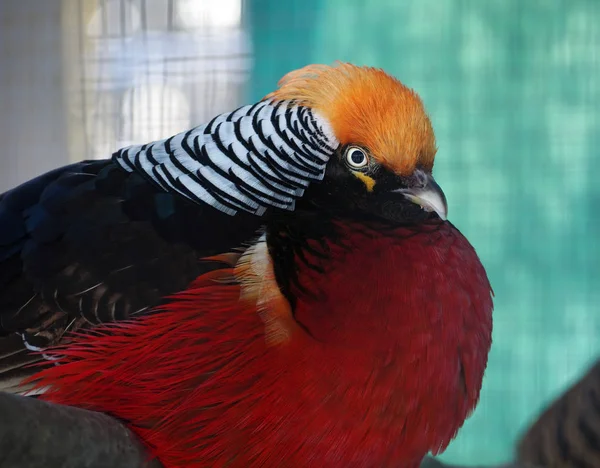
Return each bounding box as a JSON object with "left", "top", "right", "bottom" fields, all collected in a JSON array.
[
  {"left": 0, "top": 86, "right": 342, "bottom": 388},
  {"left": 0, "top": 63, "right": 450, "bottom": 403},
  {"left": 0, "top": 159, "right": 262, "bottom": 391}
]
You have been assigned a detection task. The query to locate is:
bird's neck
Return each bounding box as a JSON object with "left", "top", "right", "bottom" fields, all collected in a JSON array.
[
  {"left": 267, "top": 215, "right": 493, "bottom": 455},
  {"left": 268, "top": 215, "right": 487, "bottom": 342}
]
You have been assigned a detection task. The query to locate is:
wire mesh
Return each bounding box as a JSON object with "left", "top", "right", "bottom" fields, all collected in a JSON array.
[{"left": 77, "top": 0, "right": 251, "bottom": 159}]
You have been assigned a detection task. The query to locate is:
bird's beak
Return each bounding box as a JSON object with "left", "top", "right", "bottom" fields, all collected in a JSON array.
[{"left": 395, "top": 172, "right": 448, "bottom": 221}]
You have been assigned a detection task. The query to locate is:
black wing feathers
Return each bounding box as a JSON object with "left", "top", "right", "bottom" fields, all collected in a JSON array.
[{"left": 0, "top": 160, "right": 262, "bottom": 354}]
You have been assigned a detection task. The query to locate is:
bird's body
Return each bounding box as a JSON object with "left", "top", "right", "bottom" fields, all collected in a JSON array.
[
  {"left": 0, "top": 159, "right": 259, "bottom": 390},
  {"left": 0, "top": 63, "right": 493, "bottom": 466},
  {"left": 35, "top": 218, "right": 491, "bottom": 467}
]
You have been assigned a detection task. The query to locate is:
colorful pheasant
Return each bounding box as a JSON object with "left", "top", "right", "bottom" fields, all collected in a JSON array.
[{"left": 0, "top": 63, "right": 493, "bottom": 467}]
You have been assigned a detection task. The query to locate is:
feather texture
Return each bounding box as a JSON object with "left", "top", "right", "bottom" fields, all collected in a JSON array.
[
  {"left": 30, "top": 220, "right": 493, "bottom": 468},
  {"left": 0, "top": 160, "right": 263, "bottom": 391},
  {"left": 113, "top": 101, "right": 339, "bottom": 216},
  {"left": 266, "top": 62, "right": 436, "bottom": 175},
  {"left": 2, "top": 63, "right": 493, "bottom": 467}
]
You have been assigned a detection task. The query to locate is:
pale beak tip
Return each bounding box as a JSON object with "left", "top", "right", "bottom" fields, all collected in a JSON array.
[
  {"left": 402, "top": 191, "right": 448, "bottom": 220},
  {"left": 392, "top": 171, "right": 448, "bottom": 221}
]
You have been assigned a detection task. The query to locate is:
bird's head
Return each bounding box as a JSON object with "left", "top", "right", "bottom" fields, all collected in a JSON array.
[{"left": 264, "top": 62, "right": 447, "bottom": 224}]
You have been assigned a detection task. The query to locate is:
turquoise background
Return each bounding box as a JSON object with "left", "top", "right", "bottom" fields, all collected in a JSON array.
[{"left": 249, "top": 1, "right": 600, "bottom": 464}]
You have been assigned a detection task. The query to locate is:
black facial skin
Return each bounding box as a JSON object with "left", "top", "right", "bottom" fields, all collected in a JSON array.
[{"left": 293, "top": 144, "right": 437, "bottom": 226}]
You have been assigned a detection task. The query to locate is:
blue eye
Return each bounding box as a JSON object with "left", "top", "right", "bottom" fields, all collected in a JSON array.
[{"left": 345, "top": 147, "right": 369, "bottom": 169}]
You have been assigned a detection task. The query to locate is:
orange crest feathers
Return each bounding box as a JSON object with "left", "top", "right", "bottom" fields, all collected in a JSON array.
[{"left": 265, "top": 62, "right": 437, "bottom": 175}]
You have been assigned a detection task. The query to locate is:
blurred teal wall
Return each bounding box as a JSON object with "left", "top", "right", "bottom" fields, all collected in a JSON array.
[{"left": 249, "top": 0, "right": 600, "bottom": 464}]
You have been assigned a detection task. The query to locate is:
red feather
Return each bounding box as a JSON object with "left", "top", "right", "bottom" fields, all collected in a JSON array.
[{"left": 28, "top": 220, "right": 493, "bottom": 468}]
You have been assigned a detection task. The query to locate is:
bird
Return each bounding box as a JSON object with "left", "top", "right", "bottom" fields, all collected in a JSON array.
[{"left": 0, "top": 62, "right": 493, "bottom": 467}]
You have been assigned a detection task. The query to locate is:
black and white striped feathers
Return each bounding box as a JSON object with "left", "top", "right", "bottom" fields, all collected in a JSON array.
[
  {"left": 0, "top": 64, "right": 444, "bottom": 397},
  {"left": 113, "top": 101, "right": 339, "bottom": 216},
  {"left": 0, "top": 100, "right": 339, "bottom": 393}
]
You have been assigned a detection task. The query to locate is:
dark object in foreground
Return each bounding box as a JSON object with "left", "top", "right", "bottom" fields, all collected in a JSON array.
[
  {"left": 2, "top": 358, "right": 600, "bottom": 468},
  {"left": 0, "top": 391, "right": 163, "bottom": 468},
  {"left": 420, "top": 457, "right": 530, "bottom": 468},
  {"left": 424, "top": 360, "right": 600, "bottom": 468},
  {"left": 0, "top": 390, "right": 527, "bottom": 468},
  {"left": 517, "top": 360, "right": 600, "bottom": 467}
]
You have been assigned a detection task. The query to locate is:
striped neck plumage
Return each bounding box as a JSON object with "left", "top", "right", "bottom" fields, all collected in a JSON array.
[{"left": 112, "top": 100, "right": 340, "bottom": 216}]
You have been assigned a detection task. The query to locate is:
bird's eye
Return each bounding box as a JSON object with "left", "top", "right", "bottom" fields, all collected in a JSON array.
[{"left": 345, "top": 147, "right": 369, "bottom": 169}]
